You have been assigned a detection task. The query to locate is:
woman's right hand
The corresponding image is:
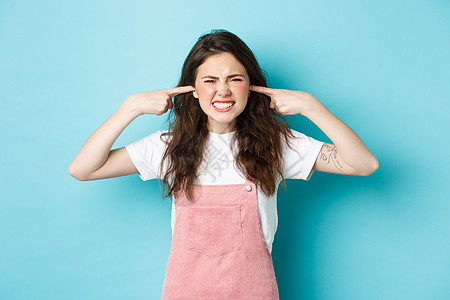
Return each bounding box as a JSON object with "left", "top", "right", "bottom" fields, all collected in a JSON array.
[
  {"left": 127, "top": 86, "right": 195, "bottom": 116},
  {"left": 69, "top": 85, "right": 195, "bottom": 181}
]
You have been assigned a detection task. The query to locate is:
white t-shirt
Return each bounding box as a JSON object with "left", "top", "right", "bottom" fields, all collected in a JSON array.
[{"left": 125, "top": 129, "right": 324, "bottom": 253}]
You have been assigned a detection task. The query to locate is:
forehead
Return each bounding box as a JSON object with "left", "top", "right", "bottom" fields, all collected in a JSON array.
[{"left": 196, "top": 52, "right": 248, "bottom": 77}]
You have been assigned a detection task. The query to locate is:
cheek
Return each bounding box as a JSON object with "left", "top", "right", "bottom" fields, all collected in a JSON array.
[
  {"left": 196, "top": 84, "right": 216, "bottom": 96},
  {"left": 230, "top": 83, "right": 249, "bottom": 96}
]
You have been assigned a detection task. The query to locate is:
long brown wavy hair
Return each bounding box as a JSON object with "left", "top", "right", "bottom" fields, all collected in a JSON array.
[{"left": 160, "top": 29, "right": 294, "bottom": 201}]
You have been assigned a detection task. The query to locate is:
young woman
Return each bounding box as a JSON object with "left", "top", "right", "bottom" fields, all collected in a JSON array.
[{"left": 69, "top": 29, "right": 378, "bottom": 299}]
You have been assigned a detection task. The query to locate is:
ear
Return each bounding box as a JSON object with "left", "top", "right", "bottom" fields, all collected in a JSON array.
[{"left": 193, "top": 89, "right": 199, "bottom": 99}]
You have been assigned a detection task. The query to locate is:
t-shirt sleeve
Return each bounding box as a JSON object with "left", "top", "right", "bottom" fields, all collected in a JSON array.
[
  {"left": 282, "top": 129, "right": 325, "bottom": 181},
  {"left": 124, "top": 130, "right": 167, "bottom": 181}
]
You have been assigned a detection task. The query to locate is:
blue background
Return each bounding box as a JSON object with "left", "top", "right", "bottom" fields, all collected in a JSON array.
[{"left": 1, "top": 0, "right": 449, "bottom": 299}]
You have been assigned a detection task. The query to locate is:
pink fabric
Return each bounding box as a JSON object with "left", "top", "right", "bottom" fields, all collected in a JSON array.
[{"left": 161, "top": 180, "right": 279, "bottom": 299}]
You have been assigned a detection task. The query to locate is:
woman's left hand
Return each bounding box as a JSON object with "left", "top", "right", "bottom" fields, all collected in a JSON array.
[{"left": 249, "top": 85, "right": 322, "bottom": 116}]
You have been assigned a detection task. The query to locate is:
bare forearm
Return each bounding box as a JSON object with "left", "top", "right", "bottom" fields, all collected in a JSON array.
[
  {"left": 248, "top": 85, "right": 378, "bottom": 175},
  {"left": 68, "top": 97, "right": 139, "bottom": 178},
  {"left": 304, "top": 100, "right": 378, "bottom": 173}
]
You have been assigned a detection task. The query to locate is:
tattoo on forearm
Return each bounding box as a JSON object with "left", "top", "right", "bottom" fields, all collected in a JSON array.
[{"left": 319, "top": 145, "right": 344, "bottom": 172}]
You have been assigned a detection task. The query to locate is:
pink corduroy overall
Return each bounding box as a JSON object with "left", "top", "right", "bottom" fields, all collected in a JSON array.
[{"left": 160, "top": 180, "right": 279, "bottom": 299}]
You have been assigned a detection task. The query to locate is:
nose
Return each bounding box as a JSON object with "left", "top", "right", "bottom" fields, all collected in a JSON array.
[{"left": 217, "top": 81, "right": 231, "bottom": 97}]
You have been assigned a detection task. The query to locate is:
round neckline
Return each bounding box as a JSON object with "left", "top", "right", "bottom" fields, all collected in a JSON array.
[{"left": 208, "top": 130, "right": 236, "bottom": 136}]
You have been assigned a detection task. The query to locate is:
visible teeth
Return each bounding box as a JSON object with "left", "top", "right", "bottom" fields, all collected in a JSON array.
[{"left": 213, "top": 102, "right": 234, "bottom": 108}]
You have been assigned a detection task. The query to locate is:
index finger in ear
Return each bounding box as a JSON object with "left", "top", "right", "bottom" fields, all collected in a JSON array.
[
  {"left": 249, "top": 85, "right": 274, "bottom": 96},
  {"left": 167, "top": 85, "right": 195, "bottom": 96}
]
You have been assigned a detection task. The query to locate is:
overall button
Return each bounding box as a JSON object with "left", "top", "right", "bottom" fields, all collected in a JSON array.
[{"left": 245, "top": 185, "right": 252, "bottom": 192}]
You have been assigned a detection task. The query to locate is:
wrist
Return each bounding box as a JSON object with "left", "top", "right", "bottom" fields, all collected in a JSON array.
[
  {"left": 301, "top": 94, "right": 326, "bottom": 117},
  {"left": 121, "top": 95, "right": 142, "bottom": 119}
]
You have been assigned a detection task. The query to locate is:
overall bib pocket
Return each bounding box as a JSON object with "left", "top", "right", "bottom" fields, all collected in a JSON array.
[{"left": 187, "top": 205, "right": 243, "bottom": 258}]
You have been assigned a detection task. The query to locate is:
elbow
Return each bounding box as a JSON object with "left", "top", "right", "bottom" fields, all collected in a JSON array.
[
  {"left": 360, "top": 157, "right": 379, "bottom": 176},
  {"left": 68, "top": 164, "right": 89, "bottom": 181}
]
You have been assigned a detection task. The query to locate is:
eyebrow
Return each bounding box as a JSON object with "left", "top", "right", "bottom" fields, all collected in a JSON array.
[{"left": 200, "top": 74, "right": 246, "bottom": 79}]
